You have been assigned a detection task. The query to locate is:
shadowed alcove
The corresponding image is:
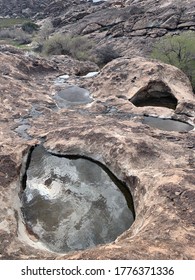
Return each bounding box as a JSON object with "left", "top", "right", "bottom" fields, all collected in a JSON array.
[{"left": 129, "top": 81, "right": 178, "bottom": 109}]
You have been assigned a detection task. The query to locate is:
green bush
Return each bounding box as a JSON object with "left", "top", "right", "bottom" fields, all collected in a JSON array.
[
  {"left": 42, "top": 34, "right": 93, "bottom": 60},
  {"left": 151, "top": 32, "right": 195, "bottom": 92},
  {"left": 42, "top": 34, "right": 71, "bottom": 56},
  {"left": 22, "top": 21, "right": 39, "bottom": 34}
]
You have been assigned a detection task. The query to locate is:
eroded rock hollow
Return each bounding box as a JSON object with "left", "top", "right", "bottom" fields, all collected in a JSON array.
[
  {"left": 21, "top": 146, "right": 134, "bottom": 253},
  {"left": 129, "top": 81, "right": 178, "bottom": 109}
]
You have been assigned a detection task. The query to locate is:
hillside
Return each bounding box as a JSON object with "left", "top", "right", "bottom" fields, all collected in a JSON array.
[
  {"left": 1, "top": 0, "right": 195, "bottom": 57},
  {"left": 0, "top": 0, "right": 89, "bottom": 17}
]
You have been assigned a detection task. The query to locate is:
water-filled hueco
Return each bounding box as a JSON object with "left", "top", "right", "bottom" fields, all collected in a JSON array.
[{"left": 21, "top": 146, "right": 135, "bottom": 253}]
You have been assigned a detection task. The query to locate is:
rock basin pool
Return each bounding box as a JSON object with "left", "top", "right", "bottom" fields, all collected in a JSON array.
[
  {"left": 21, "top": 146, "right": 134, "bottom": 253},
  {"left": 142, "top": 116, "right": 193, "bottom": 132},
  {"left": 53, "top": 86, "right": 93, "bottom": 108}
]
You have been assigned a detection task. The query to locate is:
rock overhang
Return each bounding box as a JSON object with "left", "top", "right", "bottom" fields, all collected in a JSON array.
[
  {"left": 92, "top": 57, "right": 194, "bottom": 108},
  {"left": 129, "top": 80, "right": 178, "bottom": 109}
]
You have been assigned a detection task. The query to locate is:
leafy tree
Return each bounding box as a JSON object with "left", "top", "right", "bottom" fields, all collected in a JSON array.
[{"left": 151, "top": 32, "right": 195, "bottom": 92}]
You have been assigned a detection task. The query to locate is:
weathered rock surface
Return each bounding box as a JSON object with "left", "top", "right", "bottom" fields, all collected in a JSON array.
[
  {"left": 0, "top": 0, "right": 90, "bottom": 18},
  {"left": 0, "top": 47, "right": 195, "bottom": 259},
  {"left": 1, "top": 1, "right": 195, "bottom": 57},
  {"left": 53, "top": 0, "right": 195, "bottom": 57}
]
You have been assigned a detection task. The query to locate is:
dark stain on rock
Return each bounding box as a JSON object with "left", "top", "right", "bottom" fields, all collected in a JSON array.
[
  {"left": 159, "top": 184, "right": 195, "bottom": 226},
  {"left": 185, "top": 233, "right": 195, "bottom": 245},
  {"left": 86, "top": 132, "right": 119, "bottom": 147},
  {"left": 130, "top": 126, "right": 149, "bottom": 134},
  {"left": 182, "top": 174, "right": 195, "bottom": 185},
  {"left": 0, "top": 155, "right": 18, "bottom": 186},
  {"left": 159, "top": 183, "right": 185, "bottom": 201},
  {"left": 135, "top": 141, "right": 159, "bottom": 158},
  {"left": 17, "top": 61, "right": 30, "bottom": 75},
  {"left": 124, "top": 175, "right": 140, "bottom": 193},
  {"left": 0, "top": 231, "right": 13, "bottom": 255},
  {"left": 44, "top": 177, "right": 53, "bottom": 187},
  {"left": 189, "top": 154, "right": 195, "bottom": 168}
]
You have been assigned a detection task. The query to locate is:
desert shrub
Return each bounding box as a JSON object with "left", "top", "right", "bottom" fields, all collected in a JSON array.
[
  {"left": 0, "top": 29, "right": 15, "bottom": 39},
  {"left": 42, "top": 34, "right": 72, "bottom": 56},
  {"left": 14, "top": 31, "right": 31, "bottom": 45},
  {"left": 38, "top": 19, "right": 54, "bottom": 40},
  {"left": 69, "top": 36, "right": 93, "bottom": 60},
  {"left": 0, "top": 28, "right": 31, "bottom": 44},
  {"left": 151, "top": 32, "right": 195, "bottom": 92},
  {"left": 22, "top": 21, "right": 39, "bottom": 34},
  {"left": 42, "top": 34, "right": 93, "bottom": 60},
  {"left": 94, "top": 44, "right": 121, "bottom": 67}
]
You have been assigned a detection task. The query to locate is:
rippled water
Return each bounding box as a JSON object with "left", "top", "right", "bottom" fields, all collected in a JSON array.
[{"left": 21, "top": 146, "right": 134, "bottom": 253}]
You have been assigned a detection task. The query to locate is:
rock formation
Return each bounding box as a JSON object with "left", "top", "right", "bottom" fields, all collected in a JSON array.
[
  {"left": 1, "top": 0, "right": 195, "bottom": 56},
  {"left": 0, "top": 45, "right": 194, "bottom": 259}
]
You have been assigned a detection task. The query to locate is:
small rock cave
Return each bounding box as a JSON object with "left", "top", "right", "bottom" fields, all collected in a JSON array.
[
  {"left": 129, "top": 81, "right": 178, "bottom": 109},
  {"left": 20, "top": 145, "right": 135, "bottom": 253}
]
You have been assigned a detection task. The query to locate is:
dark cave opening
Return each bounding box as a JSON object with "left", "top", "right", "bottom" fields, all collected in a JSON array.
[{"left": 129, "top": 81, "right": 178, "bottom": 109}]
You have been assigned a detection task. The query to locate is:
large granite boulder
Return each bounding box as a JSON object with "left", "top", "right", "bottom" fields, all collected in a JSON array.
[{"left": 90, "top": 56, "right": 194, "bottom": 110}]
